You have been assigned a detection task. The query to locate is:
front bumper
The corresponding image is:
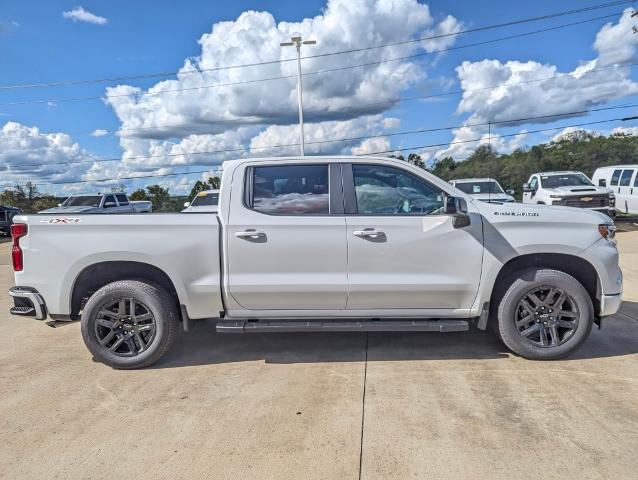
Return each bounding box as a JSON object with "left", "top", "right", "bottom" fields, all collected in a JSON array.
[
  {"left": 600, "top": 293, "right": 623, "bottom": 317},
  {"left": 9, "top": 286, "right": 47, "bottom": 320}
]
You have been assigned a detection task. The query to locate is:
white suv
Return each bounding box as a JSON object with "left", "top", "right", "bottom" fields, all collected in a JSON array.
[{"left": 522, "top": 171, "right": 615, "bottom": 216}]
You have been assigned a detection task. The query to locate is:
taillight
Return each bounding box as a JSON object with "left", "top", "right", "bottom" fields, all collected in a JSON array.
[{"left": 10, "top": 223, "right": 27, "bottom": 272}]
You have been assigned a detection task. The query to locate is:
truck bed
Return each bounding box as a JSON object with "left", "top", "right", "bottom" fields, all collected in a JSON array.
[{"left": 14, "top": 213, "right": 223, "bottom": 319}]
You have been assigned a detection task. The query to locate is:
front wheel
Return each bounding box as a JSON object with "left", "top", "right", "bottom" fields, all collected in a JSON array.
[
  {"left": 81, "top": 280, "right": 178, "bottom": 369},
  {"left": 496, "top": 268, "right": 593, "bottom": 360}
]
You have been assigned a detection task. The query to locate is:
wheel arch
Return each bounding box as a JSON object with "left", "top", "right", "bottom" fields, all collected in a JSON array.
[
  {"left": 71, "top": 261, "right": 181, "bottom": 321},
  {"left": 490, "top": 253, "right": 600, "bottom": 320}
]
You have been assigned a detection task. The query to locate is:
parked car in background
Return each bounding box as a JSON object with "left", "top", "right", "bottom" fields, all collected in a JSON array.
[
  {"left": 522, "top": 171, "right": 615, "bottom": 217},
  {"left": 182, "top": 189, "right": 219, "bottom": 213},
  {"left": 449, "top": 178, "right": 515, "bottom": 203},
  {"left": 131, "top": 200, "right": 153, "bottom": 213},
  {"left": 1, "top": 205, "right": 23, "bottom": 235},
  {"left": 39, "top": 193, "right": 136, "bottom": 214},
  {"left": 592, "top": 165, "right": 638, "bottom": 215},
  {"left": 9, "top": 156, "right": 622, "bottom": 368}
]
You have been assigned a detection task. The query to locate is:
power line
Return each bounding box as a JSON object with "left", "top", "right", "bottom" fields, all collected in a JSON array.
[
  {"left": 62, "top": 61, "right": 638, "bottom": 138},
  {"left": 0, "top": 11, "right": 624, "bottom": 107},
  {"left": 5, "top": 114, "right": 635, "bottom": 188},
  {"left": 0, "top": 0, "right": 629, "bottom": 91},
  {"left": 9, "top": 102, "right": 638, "bottom": 170}
]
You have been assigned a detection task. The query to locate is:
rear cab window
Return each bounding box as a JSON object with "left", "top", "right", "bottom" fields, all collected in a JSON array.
[{"left": 247, "top": 164, "right": 330, "bottom": 215}]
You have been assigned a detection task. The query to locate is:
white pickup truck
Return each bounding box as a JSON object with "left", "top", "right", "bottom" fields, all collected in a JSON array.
[{"left": 9, "top": 156, "right": 623, "bottom": 368}]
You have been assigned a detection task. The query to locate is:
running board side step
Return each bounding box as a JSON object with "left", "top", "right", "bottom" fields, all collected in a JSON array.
[{"left": 216, "top": 319, "right": 469, "bottom": 333}]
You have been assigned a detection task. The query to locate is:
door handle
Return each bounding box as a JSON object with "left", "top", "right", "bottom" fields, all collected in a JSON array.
[
  {"left": 353, "top": 229, "right": 385, "bottom": 239},
  {"left": 235, "top": 230, "right": 265, "bottom": 239}
]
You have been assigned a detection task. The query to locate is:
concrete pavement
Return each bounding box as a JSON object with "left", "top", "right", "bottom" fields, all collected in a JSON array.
[{"left": 0, "top": 232, "right": 637, "bottom": 479}]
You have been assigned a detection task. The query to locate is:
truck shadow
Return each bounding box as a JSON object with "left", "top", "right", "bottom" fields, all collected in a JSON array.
[{"left": 151, "top": 301, "right": 638, "bottom": 369}]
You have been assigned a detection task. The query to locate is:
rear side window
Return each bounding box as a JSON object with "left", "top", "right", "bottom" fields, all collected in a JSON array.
[
  {"left": 610, "top": 169, "right": 622, "bottom": 186},
  {"left": 116, "top": 194, "right": 129, "bottom": 205},
  {"left": 352, "top": 164, "right": 444, "bottom": 215},
  {"left": 104, "top": 195, "right": 116, "bottom": 207},
  {"left": 249, "top": 164, "right": 329, "bottom": 215},
  {"left": 620, "top": 169, "right": 634, "bottom": 187}
]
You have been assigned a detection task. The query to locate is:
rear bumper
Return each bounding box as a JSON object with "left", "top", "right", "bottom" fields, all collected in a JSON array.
[
  {"left": 600, "top": 293, "right": 623, "bottom": 317},
  {"left": 8, "top": 286, "right": 47, "bottom": 320}
]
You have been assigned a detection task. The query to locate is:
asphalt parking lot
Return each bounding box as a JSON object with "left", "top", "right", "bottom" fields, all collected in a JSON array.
[{"left": 1, "top": 229, "right": 637, "bottom": 480}]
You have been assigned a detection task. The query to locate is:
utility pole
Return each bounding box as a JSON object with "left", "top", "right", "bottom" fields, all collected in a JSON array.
[{"left": 280, "top": 35, "right": 316, "bottom": 156}]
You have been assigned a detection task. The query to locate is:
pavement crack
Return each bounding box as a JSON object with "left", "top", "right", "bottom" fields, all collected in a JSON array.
[{"left": 358, "top": 332, "right": 369, "bottom": 480}]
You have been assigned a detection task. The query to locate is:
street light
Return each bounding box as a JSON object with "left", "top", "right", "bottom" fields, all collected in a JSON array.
[{"left": 280, "top": 35, "right": 316, "bottom": 156}]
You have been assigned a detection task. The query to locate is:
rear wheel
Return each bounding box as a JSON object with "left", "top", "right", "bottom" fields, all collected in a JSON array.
[
  {"left": 81, "top": 280, "right": 178, "bottom": 369},
  {"left": 496, "top": 268, "right": 593, "bottom": 360}
]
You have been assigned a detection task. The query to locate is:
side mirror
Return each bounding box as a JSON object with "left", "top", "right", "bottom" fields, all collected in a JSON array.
[
  {"left": 506, "top": 189, "right": 516, "bottom": 196},
  {"left": 444, "top": 195, "right": 470, "bottom": 228},
  {"left": 183, "top": 202, "right": 191, "bottom": 208},
  {"left": 104, "top": 201, "right": 116, "bottom": 208},
  {"left": 598, "top": 179, "right": 606, "bottom": 187},
  {"left": 522, "top": 183, "right": 533, "bottom": 193}
]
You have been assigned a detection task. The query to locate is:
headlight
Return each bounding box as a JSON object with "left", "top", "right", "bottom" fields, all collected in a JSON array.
[{"left": 598, "top": 223, "right": 616, "bottom": 242}]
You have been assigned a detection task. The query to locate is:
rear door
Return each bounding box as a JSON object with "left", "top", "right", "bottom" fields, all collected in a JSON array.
[
  {"left": 343, "top": 163, "right": 483, "bottom": 310},
  {"left": 225, "top": 162, "right": 347, "bottom": 311},
  {"left": 628, "top": 170, "right": 638, "bottom": 214}
]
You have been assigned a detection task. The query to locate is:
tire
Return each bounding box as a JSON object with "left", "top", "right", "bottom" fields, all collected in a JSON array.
[
  {"left": 496, "top": 268, "right": 593, "bottom": 360},
  {"left": 81, "top": 280, "right": 178, "bottom": 369}
]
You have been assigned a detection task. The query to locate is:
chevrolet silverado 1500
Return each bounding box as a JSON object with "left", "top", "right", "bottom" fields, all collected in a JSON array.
[{"left": 9, "top": 156, "right": 623, "bottom": 368}]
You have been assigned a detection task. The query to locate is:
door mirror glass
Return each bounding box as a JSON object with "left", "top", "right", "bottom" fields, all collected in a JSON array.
[
  {"left": 444, "top": 196, "right": 470, "bottom": 228},
  {"left": 506, "top": 188, "right": 516, "bottom": 196},
  {"left": 522, "top": 183, "right": 531, "bottom": 192}
]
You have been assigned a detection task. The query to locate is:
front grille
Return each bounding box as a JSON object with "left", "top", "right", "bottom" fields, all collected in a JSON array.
[{"left": 560, "top": 195, "right": 609, "bottom": 208}]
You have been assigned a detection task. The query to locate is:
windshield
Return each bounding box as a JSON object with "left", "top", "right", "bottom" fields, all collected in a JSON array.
[
  {"left": 540, "top": 174, "right": 593, "bottom": 188},
  {"left": 455, "top": 181, "right": 504, "bottom": 195},
  {"left": 62, "top": 195, "right": 102, "bottom": 207},
  {"left": 190, "top": 192, "right": 219, "bottom": 207}
]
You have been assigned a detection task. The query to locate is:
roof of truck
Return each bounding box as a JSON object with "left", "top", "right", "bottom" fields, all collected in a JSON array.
[{"left": 450, "top": 177, "right": 499, "bottom": 183}]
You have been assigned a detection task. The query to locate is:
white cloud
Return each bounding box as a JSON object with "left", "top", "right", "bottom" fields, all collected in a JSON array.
[
  {"left": 62, "top": 7, "right": 108, "bottom": 26},
  {"left": 351, "top": 136, "right": 391, "bottom": 155},
  {"left": 434, "top": 8, "right": 638, "bottom": 160},
  {"left": 91, "top": 129, "right": 109, "bottom": 137},
  {"left": 102, "top": 0, "right": 461, "bottom": 176},
  {"left": 0, "top": 122, "right": 97, "bottom": 189}
]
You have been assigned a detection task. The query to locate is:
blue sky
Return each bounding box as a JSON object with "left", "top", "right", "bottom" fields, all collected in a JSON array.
[{"left": 1, "top": 0, "right": 637, "bottom": 195}]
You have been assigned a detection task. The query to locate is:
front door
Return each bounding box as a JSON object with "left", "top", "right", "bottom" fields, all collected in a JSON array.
[
  {"left": 343, "top": 163, "right": 483, "bottom": 310},
  {"left": 225, "top": 162, "right": 347, "bottom": 311}
]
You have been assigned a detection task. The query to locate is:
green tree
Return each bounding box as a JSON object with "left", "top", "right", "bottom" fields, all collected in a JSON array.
[
  {"left": 407, "top": 153, "right": 424, "bottom": 169},
  {"left": 0, "top": 182, "right": 57, "bottom": 213},
  {"left": 129, "top": 188, "right": 148, "bottom": 201},
  {"left": 145, "top": 185, "right": 170, "bottom": 212}
]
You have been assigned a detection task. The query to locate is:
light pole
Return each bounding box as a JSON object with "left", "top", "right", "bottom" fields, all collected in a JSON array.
[{"left": 280, "top": 35, "right": 316, "bottom": 156}]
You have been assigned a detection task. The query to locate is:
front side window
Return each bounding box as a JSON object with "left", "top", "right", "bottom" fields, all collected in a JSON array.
[
  {"left": 529, "top": 177, "right": 538, "bottom": 190},
  {"left": 250, "top": 164, "right": 329, "bottom": 215},
  {"left": 620, "top": 169, "right": 634, "bottom": 187},
  {"left": 352, "top": 164, "right": 444, "bottom": 215},
  {"left": 115, "top": 194, "right": 129, "bottom": 205},
  {"left": 610, "top": 169, "right": 622, "bottom": 186}
]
